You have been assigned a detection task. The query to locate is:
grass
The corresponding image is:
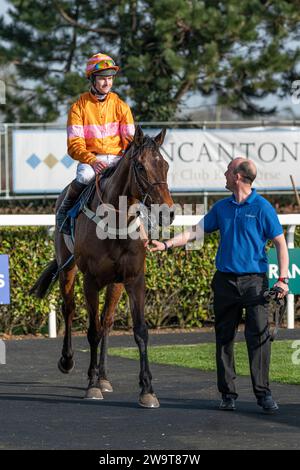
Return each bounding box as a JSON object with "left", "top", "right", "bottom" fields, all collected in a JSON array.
[{"left": 108, "top": 340, "right": 300, "bottom": 385}]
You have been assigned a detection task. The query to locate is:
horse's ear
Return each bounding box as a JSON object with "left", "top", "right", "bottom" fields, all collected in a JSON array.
[
  {"left": 154, "top": 128, "right": 167, "bottom": 146},
  {"left": 134, "top": 125, "right": 144, "bottom": 146}
]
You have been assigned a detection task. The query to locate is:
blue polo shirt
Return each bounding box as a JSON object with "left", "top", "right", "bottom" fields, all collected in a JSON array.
[{"left": 202, "top": 189, "right": 283, "bottom": 274}]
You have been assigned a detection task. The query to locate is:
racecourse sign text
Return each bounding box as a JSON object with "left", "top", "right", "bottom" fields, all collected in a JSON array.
[{"left": 268, "top": 248, "right": 300, "bottom": 294}]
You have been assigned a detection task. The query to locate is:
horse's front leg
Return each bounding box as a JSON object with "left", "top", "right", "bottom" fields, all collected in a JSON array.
[
  {"left": 125, "top": 273, "right": 159, "bottom": 408},
  {"left": 83, "top": 273, "right": 103, "bottom": 400},
  {"left": 98, "top": 283, "right": 124, "bottom": 393}
]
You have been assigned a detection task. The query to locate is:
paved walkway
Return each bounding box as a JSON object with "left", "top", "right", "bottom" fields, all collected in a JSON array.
[{"left": 0, "top": 331, "right": 299, "bottom": 450}]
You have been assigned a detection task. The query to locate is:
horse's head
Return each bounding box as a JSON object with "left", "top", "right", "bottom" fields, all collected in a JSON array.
[{"left": 129, "top": 126, "right": 175, "bottom": 227}]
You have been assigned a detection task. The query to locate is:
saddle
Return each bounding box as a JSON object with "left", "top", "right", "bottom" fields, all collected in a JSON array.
[{"left": 54, "top": 177, "right": 109, "bottom": 275}]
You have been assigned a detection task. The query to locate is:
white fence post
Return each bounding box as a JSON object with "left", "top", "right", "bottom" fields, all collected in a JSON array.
[
  {"left": 0, "top": 339, "right": 6, "bottom": 364},
  {"left": 286, "top": 225, "right": 296, "bottom": 329},
  {"left": 48, "top": 301, "right": 57, "bottom": 338}
]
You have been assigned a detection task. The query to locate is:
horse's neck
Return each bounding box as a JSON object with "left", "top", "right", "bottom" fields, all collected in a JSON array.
[{"left": 94, "top": 157, "right": 131, "bottom": 210}]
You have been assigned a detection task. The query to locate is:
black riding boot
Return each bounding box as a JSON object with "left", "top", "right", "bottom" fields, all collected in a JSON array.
[{"left": 56, "top": 180, "right": 86, "bottom": 235}]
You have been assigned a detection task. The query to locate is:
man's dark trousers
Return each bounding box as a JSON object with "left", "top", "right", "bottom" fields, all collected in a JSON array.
[{"left": 212, "top": 270, "right": 271, "bottom": 399}]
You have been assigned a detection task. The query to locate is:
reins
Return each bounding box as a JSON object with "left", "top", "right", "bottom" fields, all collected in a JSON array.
[{"left": 94, "top": 137, "right": 168, "bottom": 209}]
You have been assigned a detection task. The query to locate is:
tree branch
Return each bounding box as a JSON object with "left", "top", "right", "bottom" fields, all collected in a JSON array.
[
  {"left": 174, "top": 79, "right": 193, "bottom": 102},
  {"left": 53, "top": 1, "right": 118, "bottom": 36},
  {"left": 64, "top": 2, "right": 78, "bottom": 72},
  {"left": 130, "top": 0, "right": 137, "bottom": 32}
]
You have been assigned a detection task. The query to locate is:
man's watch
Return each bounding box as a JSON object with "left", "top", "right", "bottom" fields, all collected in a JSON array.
[
  {"left": 162, "top": 241, "right": 171, "bottom": 252},
  {"left": 278, "top": 277, "right": 289, "bottom": 284}
]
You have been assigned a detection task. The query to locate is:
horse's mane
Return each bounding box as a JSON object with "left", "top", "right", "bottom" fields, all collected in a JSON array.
[
  {"left": 100, "top": 135, "right": 158, "bottom": 180},
  {"left": 100, "top": 155, "right": 124, "bottom": 180}
]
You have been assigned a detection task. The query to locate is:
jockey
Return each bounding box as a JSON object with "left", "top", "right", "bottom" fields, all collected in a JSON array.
[{"left": 57, "top": 52, "right": 135, "bottom": 235}]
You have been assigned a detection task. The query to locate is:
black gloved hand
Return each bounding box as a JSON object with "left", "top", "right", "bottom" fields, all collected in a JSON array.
[{"left": 263, "top": 286, "right": 284, "bottom": 302}]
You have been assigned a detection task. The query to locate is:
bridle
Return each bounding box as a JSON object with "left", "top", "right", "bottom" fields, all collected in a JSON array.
[
  {"left": 131, "top": 141, "right": 168, "bottom": 207},
  {"left": 94, "top": 138, "right": 168, "bottom": 209}
]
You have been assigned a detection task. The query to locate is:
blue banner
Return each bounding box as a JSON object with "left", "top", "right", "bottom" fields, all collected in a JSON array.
[{"left": 0, "top": 255, "right": 10, "bottom": 304}]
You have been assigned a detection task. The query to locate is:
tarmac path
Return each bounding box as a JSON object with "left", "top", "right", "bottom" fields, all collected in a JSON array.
[{"left": 0, "top": 330, "right": 299, "bottom": 450}]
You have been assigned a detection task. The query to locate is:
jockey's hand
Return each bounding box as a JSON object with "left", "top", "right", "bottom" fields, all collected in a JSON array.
[
  {"left": 148, "top": 240, "right": 165, "bottom": 252},
  {"left": 92, "top": 159, "right": 108, "bottom": 174},
  {"left": 273, "top": 281, "right": 289, "bottom": 298}
]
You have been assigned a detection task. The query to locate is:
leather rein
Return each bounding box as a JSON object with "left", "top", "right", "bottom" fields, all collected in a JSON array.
[{"left": 95, "top": 141, "right": 168, "bottom": 209}]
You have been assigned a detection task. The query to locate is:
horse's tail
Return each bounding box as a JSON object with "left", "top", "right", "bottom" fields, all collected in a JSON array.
[{"left": 30, "top": 259, "right": 59, "bottom": 299}]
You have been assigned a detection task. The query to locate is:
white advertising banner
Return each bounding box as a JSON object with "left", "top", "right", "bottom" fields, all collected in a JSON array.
[
  {"left": 12, "top": 127, "right": 300, "bottom": 193},
  {"left": 158, "top": 128, "right": 300, "bottom": 192},
  {"left": 13, "top": 129, "right": 74, "bottom": 194}
]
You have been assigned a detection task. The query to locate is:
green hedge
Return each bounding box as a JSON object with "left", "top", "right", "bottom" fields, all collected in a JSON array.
[
  {"left": 0, "top": 227, "right": 299, "bottom": 335},
  {"left": 0, "top": 227, "right": 219, "bottom": 334}
]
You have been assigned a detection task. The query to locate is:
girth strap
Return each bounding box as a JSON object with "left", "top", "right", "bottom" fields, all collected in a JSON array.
[{"left": 82, "top": 205, "right": 141, "bottom": 236}]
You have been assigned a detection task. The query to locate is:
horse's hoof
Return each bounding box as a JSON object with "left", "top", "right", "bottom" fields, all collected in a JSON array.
[
  {"left": 84, "top": 387, "right": 104, "bottom": 400},
  {"left": 57, "top": 357, "right": 75, "bottom": 374},
  {"left": 139, "top": 393, "right": 160, "bottom": 408},
  {"left": 100, "top": 379, "right": 113, "bottom": 393}
]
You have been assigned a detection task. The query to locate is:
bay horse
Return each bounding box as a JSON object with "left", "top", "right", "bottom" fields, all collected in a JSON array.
[{"left": 30, "top": 126, "right": 174, "bottom": 408}]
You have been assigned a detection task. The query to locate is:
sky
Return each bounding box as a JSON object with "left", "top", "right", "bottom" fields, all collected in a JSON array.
[{"left": 0, "top": 0, "right": 7, "bottom": 16}]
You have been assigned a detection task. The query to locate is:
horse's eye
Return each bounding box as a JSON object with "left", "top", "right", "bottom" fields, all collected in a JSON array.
[{"left": 136, "top": 163, "right": 144, "bottom": 171}]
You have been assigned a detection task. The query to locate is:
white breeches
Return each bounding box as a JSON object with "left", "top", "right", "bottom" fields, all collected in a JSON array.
[{"left": 76, "top": 154, "right": 122, "bottom": 185}]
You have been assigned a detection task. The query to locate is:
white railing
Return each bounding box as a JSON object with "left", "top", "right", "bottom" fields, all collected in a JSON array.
[{"left": 0, "top": 213, "right": 299, "bottom": 337}]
